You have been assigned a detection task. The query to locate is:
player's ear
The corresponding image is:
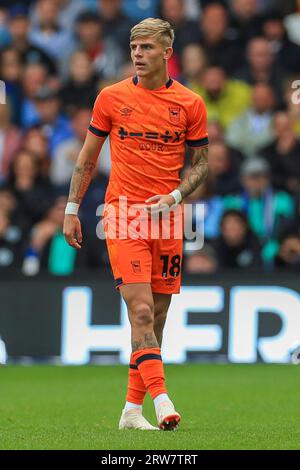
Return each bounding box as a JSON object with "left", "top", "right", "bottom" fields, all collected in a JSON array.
[{"left": 164, "top": 47, "right": 173, "bottom": 60}]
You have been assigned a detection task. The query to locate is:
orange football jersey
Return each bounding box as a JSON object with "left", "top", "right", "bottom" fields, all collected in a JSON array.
[{"left": 88, "top": 76, "right": 208, "bottom": 208}]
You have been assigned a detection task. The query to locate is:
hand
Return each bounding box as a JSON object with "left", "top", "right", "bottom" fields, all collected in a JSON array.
[
  {"left": 63, "top": 215, "right": 82, "bottom": 249},
  {"left": 144, "top": 194, "right": 176, "bottom": 214}
]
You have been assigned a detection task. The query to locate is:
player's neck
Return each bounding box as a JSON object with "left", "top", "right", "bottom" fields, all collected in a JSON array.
[{"left": 138, "top": 70, "right": 170, "bottom": 90}]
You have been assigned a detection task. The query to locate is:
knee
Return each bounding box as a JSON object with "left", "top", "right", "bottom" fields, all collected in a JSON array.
[{"left": 132, "top": 303, "right": 154, "bottom": 328}]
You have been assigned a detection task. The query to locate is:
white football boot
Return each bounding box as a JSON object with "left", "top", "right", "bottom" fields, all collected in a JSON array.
[
  {"left": 156, "top": 401, "right": 181, "bottom": 431},
  {"left": 118, "top": 408, "right": 159, "bottom": 430}
]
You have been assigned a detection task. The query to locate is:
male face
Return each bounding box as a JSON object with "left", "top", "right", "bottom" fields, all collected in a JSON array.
[
  {"left": 248, "top": 38, "right": 272, "bottom": 70},
  {"left": 9, "top": 15, "right": 29, "bottom": 40},
  {"left": 202, "top": 67, "right": 226, "bottom": 99},
  {"left": 77, "top": 19, "right": 102, "bottom": 45},
  {"left": 38, "top": 0, "right": 59, "bottom": 27},
  {"left": 99, "top": 0, "right": 122, "bottom": 20},
  {"left": 232, "top": 0, "right": 257, "bottom": 20},
  {"left": 161, "top": 0, "right": 185, "bottom": 25},
  {"left": 222, "top": 215, "right": 247, "bottom": 245},
  {"left": 251, "top": 84, "right": 274, "bottom": 114},
  {"left": 201, "top": 5, "right": 227, "bottom": 42},
  {"left": 130, "top": 36, "right": 172, "bottom": 78}
]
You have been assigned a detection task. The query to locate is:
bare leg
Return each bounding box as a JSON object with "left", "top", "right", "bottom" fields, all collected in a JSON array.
[
  {"left": 120, "top": 283, "right": 158, "bottom": 351},
  {"left": 153, "top": 293, "right": 172, "bottom": 347}
]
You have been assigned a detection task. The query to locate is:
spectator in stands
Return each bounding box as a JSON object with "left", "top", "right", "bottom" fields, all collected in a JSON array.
[
  {"left": 191, "top": 66, "right": 251, "bottom": 129},
  {"left": 229, "top": 0, "right": 264, "bottom": 45},
  {"left": 277, "top": 192, "right": 300, "bottom": 239},
  {"left": 207, "top": 121, "right": 224, "bottom": 143},
  {"left": 98, "top": 0, "right": 133, "bottom": 55},
  {"left": 24, "top": 192, "right": 109, "bottom": 276},
  {"left": 207, "top": 141, "right": 241, "bottom": 195},
  {"left": 0, "top": 185, "right": 29, "bottom": 233},
  {"left": 51, "top": 107, "right": 92, "bottom": 186},
  {"left": 0, "top": 103, "right": 23, "bottom": 182},
  {"left": 226, "top": 83, "right": 275, "bottom": 157},
  {"left": 61, "top": 51, "right": 99, "bottom": 116},
  {"left": 260, "top": 111, "right": 300, "bottom": 193},
  {"left": 184, "top": 246, "right": 218, "bottom": 274},
  {"left": 213, "top": 209, "right": 262, "bottom": 269},
  {"left": 21, "top": 62, "right": 48, "bottom": 128},
  {"left": 75, "top": 10, "right": 123, "bottom": 81},
  {"left": 23, "top": 195, "right": 76, "bottom": 276},
  {"left": 122, "top": 0, "right": 159, "bottom": 21},
  {"left": 262, "top": 12, "right": 300, "bottom": 74},
  {"left": 160, "top": 0, "right": 201, "bottom": 78},
  {"left": 234, "top": 37, "right": 285, "bottom": 104},
  {"left": 207, "top": 120, "right": 245, "bottom": 166},
  {"left": 199, "top": 3, "right": 244, "bottom": 74},
  {"left": 7, "top": 4, "right": 57, "bottom": 76},
  {"left": 183, "top": 172, "right": 225, "bottom": 240},
  {"left": 28, "top": 0, "right": 75, "bottom": 75},
  {"left": 0, "top": 47, "right": 24, "bottom": 127},
  {"left": 160, "top": 0, "right": 200, "bottom": 56},
  {"left": 7, "top": 149, "right": 54, "bottom": 226},
  {"left": 23, "top": 126, "right": 51, "bottom": 179},
  {"left": 275, "top": 233, "right": 300, "bottom": 269},
  {"left": 224, "top": 157, "right": 295, "bottom": 264},
  {"left": 0, "top": 206, "right": 24, "bottom": 269},
  {"left": 30, "top": 0, "right": 90, "bottom": 30},
  {"left": 283, "top": 0, "right": 300, "bottom": 47},
  {"left": 180, "top": 43, "right": 207, "bottom": 87},
  {"left": 33, "top": 86, "right": 74, "bottom": 155},
  {"left": 0, "top": 7, "right": 10, "bottom": 48}
]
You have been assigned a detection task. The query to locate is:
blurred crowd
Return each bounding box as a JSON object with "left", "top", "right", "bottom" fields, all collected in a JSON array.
[{"left": 1, "top": 0, "right": 300, "bottom": 275}]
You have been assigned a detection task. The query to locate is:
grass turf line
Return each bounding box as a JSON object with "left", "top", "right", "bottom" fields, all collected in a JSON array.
[{"left": 0, "top": 364, "right": 299, "bottom": 450}]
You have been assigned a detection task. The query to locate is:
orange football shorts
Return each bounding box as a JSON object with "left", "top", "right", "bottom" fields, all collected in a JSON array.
[{"left": 104, "top": 210, "right": 183, "bottom": 294}]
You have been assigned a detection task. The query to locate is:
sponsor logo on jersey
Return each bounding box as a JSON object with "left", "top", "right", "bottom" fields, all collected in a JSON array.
[
  {"left": 118, "top": 127, "right": 185, "bottom": 143},
  {"left": 120, "top": 107, "right": 133, "bottom": 117}
]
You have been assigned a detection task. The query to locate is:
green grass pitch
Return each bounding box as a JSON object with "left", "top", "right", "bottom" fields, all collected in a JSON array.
[{"left": 0, "top": 364, "right": 299, "bottom": 450}]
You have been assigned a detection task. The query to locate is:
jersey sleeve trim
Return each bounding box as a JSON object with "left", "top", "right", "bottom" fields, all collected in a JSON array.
[
  {"left": 88, "top": 124, "right": 110, "bottom": 137},
  {"left": 186, "top": 136, "right": 209, "bottom": 148}
]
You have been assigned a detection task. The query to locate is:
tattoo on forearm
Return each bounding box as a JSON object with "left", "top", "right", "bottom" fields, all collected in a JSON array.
[
  {"left": 68, "top": 160, "right": 96, "bottom": 204},
  {"left": 178, "top": 146, "right": 209, "bottom": 199}
]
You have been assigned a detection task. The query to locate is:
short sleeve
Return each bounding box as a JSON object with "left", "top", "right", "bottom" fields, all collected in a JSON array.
[
  {"left": 88, "top": 88, "right": 112, "bottom": 138},
  {"left": 186, "top": 96, "right": 209, "bottom": 148}
]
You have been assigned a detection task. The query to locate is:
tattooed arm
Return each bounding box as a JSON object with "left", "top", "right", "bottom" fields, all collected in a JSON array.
[
  {"left": 68, "top": 132, "right": 106, "bottom": 204},
  {"left": 63, "top": 132, "right": 106, "bottom": 249},
  {"left": 144, "top": 146, "right": 209, "bottom": 213},
  {"left": 177, "top": 146, "right": 209, "bottom": 199}
]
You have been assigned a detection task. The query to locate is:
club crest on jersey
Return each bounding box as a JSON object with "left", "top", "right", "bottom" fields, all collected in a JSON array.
[
  {"left": 131, "top": 260, "right": 141, "bottom": 273},
  {"left": 169, "top": 107, "right": 181, "bottom": 123},
  {"left": 120, "top": 107, "right": 133, "bottom": 117}
]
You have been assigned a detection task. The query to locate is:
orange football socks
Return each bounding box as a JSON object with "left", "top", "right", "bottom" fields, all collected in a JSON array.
[
  {"left": 131, "top": 347, "right": 167, "bottom": 400},
  {"left": 126, "top": 353, "right": 147, "bottom": 405}
]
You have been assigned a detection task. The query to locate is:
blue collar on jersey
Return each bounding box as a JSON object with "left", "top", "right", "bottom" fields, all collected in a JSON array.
[{"left": 132, "top": 75, "right": 173, "bottom": 88}]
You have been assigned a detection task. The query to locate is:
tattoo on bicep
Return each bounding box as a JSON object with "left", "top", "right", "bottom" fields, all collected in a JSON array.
[
  {"left": 177, "top": 146, "right": 209, "bottom": 199},
  {"left": 69, "top": 160, "right": 96, "bottom": 204}
]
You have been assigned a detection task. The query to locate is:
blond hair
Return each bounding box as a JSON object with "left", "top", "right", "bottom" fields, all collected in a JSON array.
[{"left": 130, "top": 18, "right": 175, "bottom": 48}]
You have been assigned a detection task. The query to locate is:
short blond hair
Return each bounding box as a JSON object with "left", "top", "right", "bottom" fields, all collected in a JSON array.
[{"left": 130, "top": 18, "right": 175, "bottom": 48}]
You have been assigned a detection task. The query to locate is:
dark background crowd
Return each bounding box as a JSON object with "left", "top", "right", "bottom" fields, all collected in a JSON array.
[{"left": 1, "top": 0, "right": 300, "bottom": 275}]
